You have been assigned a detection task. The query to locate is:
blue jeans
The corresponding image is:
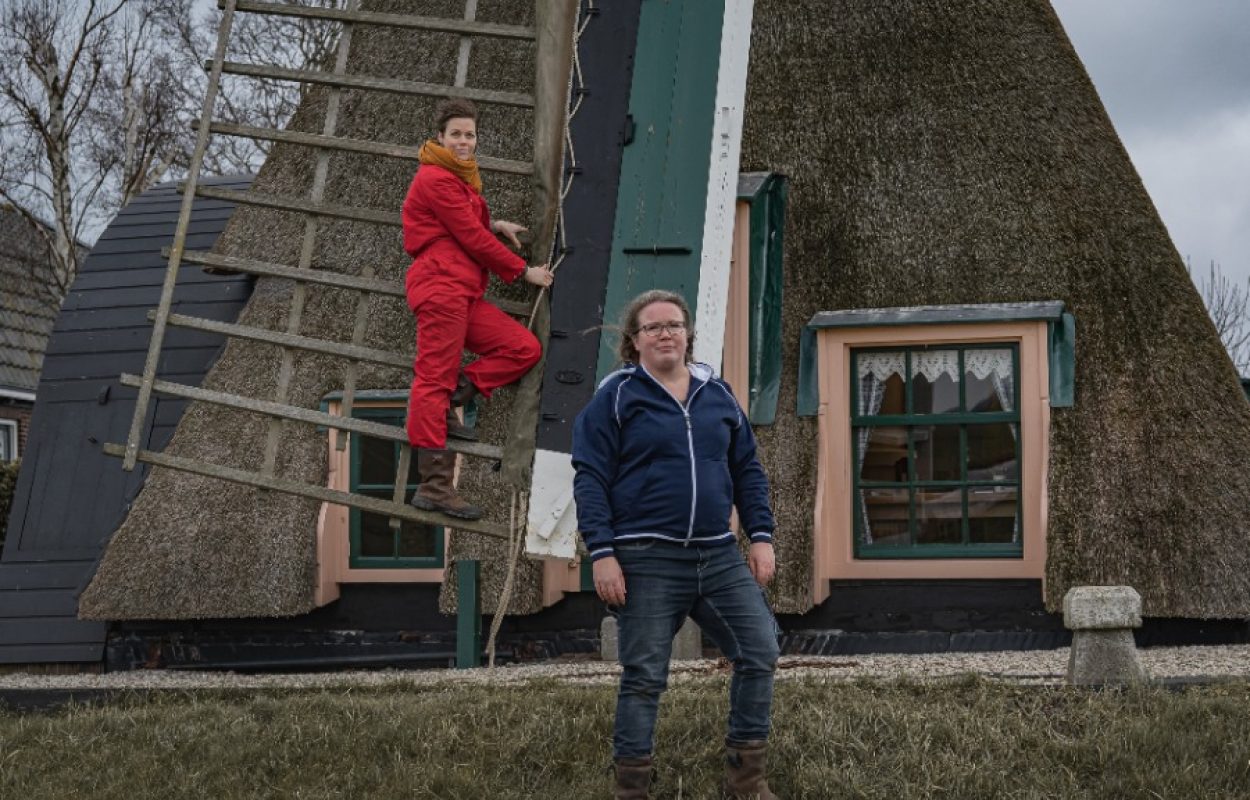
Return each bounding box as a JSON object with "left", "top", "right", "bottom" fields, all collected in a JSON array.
[{"left": 611, "top": 539, "right": 780, "bottom": 759}]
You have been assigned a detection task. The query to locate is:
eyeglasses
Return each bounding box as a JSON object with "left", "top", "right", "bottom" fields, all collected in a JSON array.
[{"left": 636, "top": 321, "right": 687, "bottom": 338}]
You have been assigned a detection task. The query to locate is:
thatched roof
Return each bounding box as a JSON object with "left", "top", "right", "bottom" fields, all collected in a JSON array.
[
  {"left": 81, "top": 0, "right": 543, "bottom": 620},
  {"left": 0, "top": 208, "right": 66, "bottom": 395},
  {"left": 743, "top": 0, "right": 1250, "bottom": 617}
]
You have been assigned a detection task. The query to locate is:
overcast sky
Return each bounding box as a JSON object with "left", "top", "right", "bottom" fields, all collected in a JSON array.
[{"left": 1050, "top": 0, "right": 1250, "bottom": 286}]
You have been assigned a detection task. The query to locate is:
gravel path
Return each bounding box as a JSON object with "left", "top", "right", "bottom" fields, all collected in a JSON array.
[{"left": 0, "top": 645, "right": 1247, "bottom": 691}]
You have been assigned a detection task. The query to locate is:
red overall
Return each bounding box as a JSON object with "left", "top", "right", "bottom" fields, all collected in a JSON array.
[{"left": 402, "top": 164, "right": 541, "bottom": 449}]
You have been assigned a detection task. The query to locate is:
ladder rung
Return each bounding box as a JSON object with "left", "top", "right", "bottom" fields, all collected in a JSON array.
[
  {"left": 204, "top": 121, "right": 533, "bottom": 175},
  {"left": 101, "top": 443, "right": 509, "bottom": 539},
  {"left": 215, "top": 61, "right": 535, "bottom": 109},
  {"left": 189, "top": 184, "right": 401, "bottom": 227},
  {"left": 117, "top": 373, "right": 503, "bottom": 461},
  {"left": 227, "top": 0, "right": 536, "bottom": 40},
  {"left": 175, "top": 249, "right": 405, "bottom": 297},
  {"left": 155, "top": 310, "right": 411, "bottom": 370},
  {"left": 176, "top": 249, "right": 535, "bottom": 320}
]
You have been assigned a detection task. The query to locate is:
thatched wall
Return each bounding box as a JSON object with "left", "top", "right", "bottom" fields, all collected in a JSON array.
[
  {"left": 81, "top": 0, "right": 545, "bottom": 620},
  {"left": 742, "top": 0, "right": 1250, "bottom": 617}
]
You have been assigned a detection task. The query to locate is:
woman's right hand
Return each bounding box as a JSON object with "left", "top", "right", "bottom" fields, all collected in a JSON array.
[
  {"left": 592, "top": 556, "right": 626, "bottom": 606},
  {"left": 523, "top": 263, "right": 555, "bottom": 288}
]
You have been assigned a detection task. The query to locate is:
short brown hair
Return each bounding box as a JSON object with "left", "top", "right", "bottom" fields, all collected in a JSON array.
[
  {"left": 616, "top": 289, "right": 696, "bottom": 365},
  {"left": 434, "top": 97, "right": 478, "bottom": 133}
]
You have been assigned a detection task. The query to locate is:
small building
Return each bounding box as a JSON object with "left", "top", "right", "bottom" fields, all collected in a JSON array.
[{"left": 0, "top": 206, "right": 80, "bottom": 463}]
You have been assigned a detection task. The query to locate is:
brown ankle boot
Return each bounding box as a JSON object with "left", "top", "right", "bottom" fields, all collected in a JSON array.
[
  {"left": 611, "top": 756, "right": 653, "bottom": 799},
  {"left": 724, "top": 740, "right": 777, "bottom": 799},
  {"left": 450, "top": 372, "right": 479, "bottom": 407},
  {"left": 445, "top": 406, "right": 477, "bottom": 441},
  {"left": 411, "top": 448, "right": 482, "bottom": 520}
]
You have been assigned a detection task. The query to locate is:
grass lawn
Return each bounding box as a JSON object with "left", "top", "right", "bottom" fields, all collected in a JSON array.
[{"left": 2, "top": 675, "right": 1249, "bottom": 799}]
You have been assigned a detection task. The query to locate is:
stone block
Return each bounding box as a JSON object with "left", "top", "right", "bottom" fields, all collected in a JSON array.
[
  {"left": 600, "top": 615, "right": 619, "bottom": 662},
  {"left": 599, "top": 616, "right": 703, "bottom": 662},
  {"left": 1067, "top": 629, "right": 1148, "bottom": 686},
  {"left": 1063, "top": 586, "right": 1143, "bottom": 630},
  {"left": 671, "top": 618, "right": 703, "bottom": 660}
]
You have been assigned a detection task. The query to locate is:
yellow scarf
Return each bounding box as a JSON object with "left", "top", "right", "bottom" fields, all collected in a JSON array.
[{"left": 418, "top": 139, "right": 483, "bottom": 194}]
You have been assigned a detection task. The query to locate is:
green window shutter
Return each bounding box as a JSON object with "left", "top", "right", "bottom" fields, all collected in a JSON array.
[
  {"left": 348, "top": 407, "right": 444, "bottom": 569},
  {"left": 741, "top": 173, "right": 788, "bottom": 425},
  {"left": 596, "top": 0, "right": 726, "bottom": 380}
]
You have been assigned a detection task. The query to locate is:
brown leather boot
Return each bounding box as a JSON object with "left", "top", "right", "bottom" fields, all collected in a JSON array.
[
  {"left": 445, "top": 406, "right": 477, "bottom": 441},
  {"left": 411, "top": 448, "right": 482, "bottom": 520},
  {"left": 611, "top": 756, "right": 653, "bottom": 799},
  {"left": 450, "top": 371, "right": 479, "bottom": 407},
  {"left": 724, "top": 740, "right": 778, "bottom": 799}
]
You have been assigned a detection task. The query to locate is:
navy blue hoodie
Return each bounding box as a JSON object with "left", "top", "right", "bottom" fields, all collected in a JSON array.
[{"left": 571, "top": 362, "right": 775, "bottom": 561}]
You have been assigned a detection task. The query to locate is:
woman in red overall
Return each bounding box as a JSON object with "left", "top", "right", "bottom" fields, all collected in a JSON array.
[{"left": 402, "top": 98, "right": 554, "bottom": 520}]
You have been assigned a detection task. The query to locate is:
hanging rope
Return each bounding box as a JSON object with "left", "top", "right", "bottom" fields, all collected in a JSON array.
[{"left": 485, "top": 0, "right": 593, "bottom": 667}]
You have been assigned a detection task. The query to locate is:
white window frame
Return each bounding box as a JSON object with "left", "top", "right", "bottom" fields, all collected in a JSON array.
[{"left": 0, "top": 419, "right": 17, "bottom": 462}]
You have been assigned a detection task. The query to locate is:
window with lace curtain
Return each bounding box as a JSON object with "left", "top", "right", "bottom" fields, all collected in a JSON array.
[{"left": 852, "top": 344, "right": 1021, "bottom": 558}]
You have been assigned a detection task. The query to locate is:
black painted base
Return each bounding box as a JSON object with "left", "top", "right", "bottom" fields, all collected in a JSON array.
[{"left": 103, "top": 580, "right": 1250, "bottom": 671}]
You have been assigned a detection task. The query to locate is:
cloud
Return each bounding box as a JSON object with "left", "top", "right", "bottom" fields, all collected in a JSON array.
[{"left": 1051, "top": 0, "right": 1250, "bottom": 283}]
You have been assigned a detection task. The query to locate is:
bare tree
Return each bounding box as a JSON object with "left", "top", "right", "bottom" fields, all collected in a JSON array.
[
  {"left": 155, "top": 0, "right": 346, "bottom": 176},
  {"left": 1193, "top": 259, "right": 1250, "bottom": 375},
  {"left": 0, "top": 0, "right": 190, "bottom": 296}
]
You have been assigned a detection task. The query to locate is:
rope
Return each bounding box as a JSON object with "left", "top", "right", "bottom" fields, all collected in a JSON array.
[{"left": 486, "top": 0, "right": 591, "bottom": 667}]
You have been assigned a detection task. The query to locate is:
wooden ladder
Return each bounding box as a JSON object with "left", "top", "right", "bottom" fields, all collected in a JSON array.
[{"left": 104, "top": 0, "right": 580, "bottom": 542}]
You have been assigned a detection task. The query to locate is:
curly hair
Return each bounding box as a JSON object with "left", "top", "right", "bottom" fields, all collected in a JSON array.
[
  {"left": 433, "top": 97, "right": 478, "bottom": 133},
  {"left": 616, "top": 289, "right": 696, "bottom": 365}
]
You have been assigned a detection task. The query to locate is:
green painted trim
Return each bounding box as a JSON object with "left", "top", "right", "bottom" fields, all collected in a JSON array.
[
  {"left": 455, "top": 559, "right": 481, "bottom": 669},
  {"left": 595, "top": 0, "right": 727, "bottom": 380},
  {"left": 580, "top": 557, "right": 594, "bottom": 592},
  {"left": 798, "top": 302, "right": 1072, "bottom": 417},
  {"left": 851, "top": 344, "right": 1022, "bottom": 560},
  {"left": 347, "top": 407, "right": 444, "bottom": 569},
  {"left": 746, "top": 174, "right": 787, "bottom": 425},
  {"left": 1048, "top": 312, "right": 1076, "bottom": 407}
]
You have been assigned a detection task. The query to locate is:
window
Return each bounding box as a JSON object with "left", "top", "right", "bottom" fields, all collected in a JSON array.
[
  {"left": 348, "top": 408, "right": 443, "bottom": 569},
  {"left": 852, "top": 345, "right": 1021, "bottom": 558},
  {"left": 0, "top": 419, "right": 16, "bottom": 462}
]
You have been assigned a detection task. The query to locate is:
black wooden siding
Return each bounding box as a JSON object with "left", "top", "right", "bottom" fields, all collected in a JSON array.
[
  {"left": 535, "top": 0, "right": 642, "bottom": 453},
  {"left": 0, "top": 176, "right": 254, "bottom": 664}
]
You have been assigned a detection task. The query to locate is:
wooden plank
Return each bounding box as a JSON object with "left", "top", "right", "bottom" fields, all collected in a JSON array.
[
  {"left": 0, "top": 643, "right": 103, "bottom": 664},
  {"left": 100, "top": 443, "right": 510, "bottom": 540},
  {"left": 157, "top": 310, "right": 412, "bottom": 369},
  {"left": 0, "top": 618, "right": 107, "bottom": 644},
  {"left": 0, "top": 589, "right": 81, "bottom": 618},
  {"left": 229, "top": 0, "right": 536, "bottom": 40},
  {"left": 206, "top": 121, "right": 533, "bottom": 175},
  {"left": 122, "top": 0, "right": 242, "bottom": 472},
  {"left": 0, "top": 561, "right": 96, "bottom": 590},
  {"left": 190, "top": 185, "right": 401, "bottom": 227},
  {"left": 117, "top": 373, "right": 504, "bottom": 461},
  {"left": 214, "top": 61, "right": 535, "bottom": 108},
  {"left": 500, "top": 0, "right": 577, "bottom": 488}
]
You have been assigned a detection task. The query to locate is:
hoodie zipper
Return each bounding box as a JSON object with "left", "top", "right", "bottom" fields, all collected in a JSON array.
[{"left": 640, "top": 364, "right": 708, "bottom": 546}]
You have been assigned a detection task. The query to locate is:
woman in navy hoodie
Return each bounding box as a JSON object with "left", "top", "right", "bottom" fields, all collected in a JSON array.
[{"left": 573, "top": 289, "right": 780, "bottom": 799}]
